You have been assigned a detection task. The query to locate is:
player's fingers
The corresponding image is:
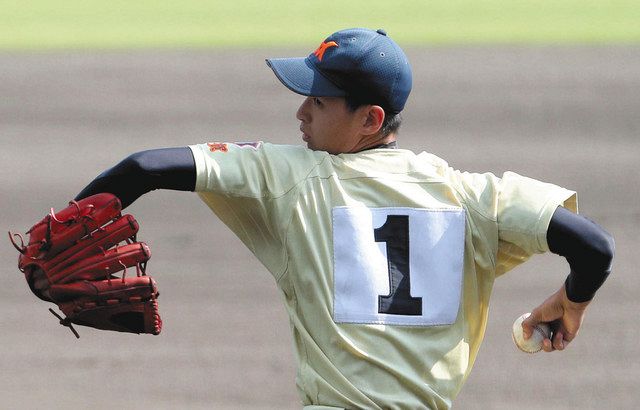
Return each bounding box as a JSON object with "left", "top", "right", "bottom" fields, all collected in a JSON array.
[
  {"left": 522, "top": 311, "right": 548, "bottom": 340},
  {"left": 552, "top": 329, "right": 565, "bottom": 351},
  {"left": 564, "top": 332, "right": 577, "bottom": 343},
  {"left": 539, "top": 320, "right": 560, "bottom": 352},
  {"left": 524, "top": 309, "right": 542, "bottom": 325},
  {"left": 527, "top": 305, "right": 558, "bottom": 327},
  {"left": 521, "top": 314, "right": 536, "bottom": 340}
]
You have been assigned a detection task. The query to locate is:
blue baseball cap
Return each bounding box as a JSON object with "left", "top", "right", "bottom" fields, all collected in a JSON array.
[{"left": 266, "top": 28, "right": 412, "bottom": 114}]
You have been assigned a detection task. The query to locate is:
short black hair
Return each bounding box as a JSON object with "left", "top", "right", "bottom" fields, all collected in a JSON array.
[{"left": 344, "top": 95, "right": 402, "bottom": 137}]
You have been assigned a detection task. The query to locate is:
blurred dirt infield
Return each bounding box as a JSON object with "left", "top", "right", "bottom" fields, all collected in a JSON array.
[{"left": 1, "top": 47, "right": 638, "bottom": 409}]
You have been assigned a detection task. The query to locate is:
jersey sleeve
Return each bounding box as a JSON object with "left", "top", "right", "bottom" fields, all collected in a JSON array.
[
  {"left": 450, "top": 169, "right": 577, "bottom": 277},
  {"left": 494, "top": 171, "right": 577, "bottom": 275},
  {"left": 189, "top": 142, "right": 321, "bottom": 277}
]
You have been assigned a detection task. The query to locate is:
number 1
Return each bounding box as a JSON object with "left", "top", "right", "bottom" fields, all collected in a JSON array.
[{"left": 374, "top": 215, "right": 423, "bottom": 315}]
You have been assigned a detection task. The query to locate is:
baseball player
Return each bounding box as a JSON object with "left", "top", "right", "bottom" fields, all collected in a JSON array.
[{"left": 73, "top": 28, "right": 614, "bottom": 409}]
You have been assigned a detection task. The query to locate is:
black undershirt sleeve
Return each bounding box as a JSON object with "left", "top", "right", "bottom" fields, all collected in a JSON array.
[
  {"left": 546, "top": 206, "right": 615, "bottom": 303},
  {"left": 75, "top": 147, "right": 196, "bottom": 209}
]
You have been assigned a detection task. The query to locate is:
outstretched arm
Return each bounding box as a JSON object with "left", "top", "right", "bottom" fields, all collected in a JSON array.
[
  {"left": 75, "top": 147, "right": 196, "bottom": 209},
  {"left": 522, "top": 206, "right": 615, "bottom": 351}
]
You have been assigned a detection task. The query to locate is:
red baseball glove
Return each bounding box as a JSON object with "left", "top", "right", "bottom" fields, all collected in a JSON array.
[{"left": 9, "top": 193, "right": 162, "bottom": 338}]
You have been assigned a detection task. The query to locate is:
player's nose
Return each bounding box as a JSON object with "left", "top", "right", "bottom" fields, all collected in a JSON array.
[{"left": 296, "top": 97, "right": 311, "bottom": 122}]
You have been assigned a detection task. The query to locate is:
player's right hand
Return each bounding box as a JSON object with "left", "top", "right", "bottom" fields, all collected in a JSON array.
[{"left": 523, "top": 284, "right": 590, "bottom": 352}]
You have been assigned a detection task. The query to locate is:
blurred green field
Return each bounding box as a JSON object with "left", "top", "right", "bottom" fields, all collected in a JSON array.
[{"left": 1, "top": 0, "right": 639, "bottom": 49}]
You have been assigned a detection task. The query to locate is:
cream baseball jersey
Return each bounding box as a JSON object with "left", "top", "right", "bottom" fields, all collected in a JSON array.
[{"left": 189, "top": 142, "right": 577, "bottom": 409}]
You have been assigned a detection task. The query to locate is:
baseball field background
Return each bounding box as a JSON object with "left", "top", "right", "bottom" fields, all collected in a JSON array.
[
  {"left": 2, "top": 0, "right": 640, "bottom": 48},
  {"left": 1, "top": 1, "right": 639, "bottom": 409}
]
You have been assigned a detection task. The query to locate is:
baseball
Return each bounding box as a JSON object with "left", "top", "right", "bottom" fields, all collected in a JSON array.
[{"left": 511, "top": 313, "right": 551, "bottom": 353}]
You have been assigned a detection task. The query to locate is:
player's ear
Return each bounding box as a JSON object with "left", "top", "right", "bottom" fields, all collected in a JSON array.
[{"left": 361, "top": 105, "right": 385, "bottom": 136}]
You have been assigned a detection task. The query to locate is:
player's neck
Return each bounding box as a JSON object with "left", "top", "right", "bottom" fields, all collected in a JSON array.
[{"left": 353, "top": 134, "right": 397, "bottom": 152}]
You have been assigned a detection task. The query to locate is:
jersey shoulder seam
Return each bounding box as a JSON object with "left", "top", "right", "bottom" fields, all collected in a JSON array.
[
  {"left": 210, "top": 153, "right": 329, "bottom": 200},
  {"left": 272, "top": 156, "right": 331, "bottom": 281},
  {"left": 449, "top": 181, "right": 499, "bottom": 269}
]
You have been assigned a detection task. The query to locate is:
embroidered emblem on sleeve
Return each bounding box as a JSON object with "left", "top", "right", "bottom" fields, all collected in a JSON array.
[
  {"left": 207, "top": 142, "right": 228, "bottom": 153},
  {"left": 206, "top": 141, "right": 262, "bottom": 153}
]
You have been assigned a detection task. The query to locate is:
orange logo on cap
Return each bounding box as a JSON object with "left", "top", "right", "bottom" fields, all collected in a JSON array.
[{"left": 313, "top": 41, "right": 338, "bottom": 62}]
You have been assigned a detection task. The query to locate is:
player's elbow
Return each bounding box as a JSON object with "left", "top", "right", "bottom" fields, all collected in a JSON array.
[
  {"left": 122, "top": 150, "right": 153, "bottom": 176},
  {"left": 113, "top": 150, "right": 155, "bottom": 191},
  {"left": 586, "top": 228, "right": 615, "bottom": 273}
]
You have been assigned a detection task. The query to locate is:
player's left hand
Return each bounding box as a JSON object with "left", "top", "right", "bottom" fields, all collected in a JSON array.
[{"left": 522, "top": 284, "right": 590, "bottom": 352}]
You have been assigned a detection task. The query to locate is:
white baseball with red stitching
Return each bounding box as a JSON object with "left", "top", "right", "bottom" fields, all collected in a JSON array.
[{"left": 512, "top": 313, "right": 551, "bottom": 353}]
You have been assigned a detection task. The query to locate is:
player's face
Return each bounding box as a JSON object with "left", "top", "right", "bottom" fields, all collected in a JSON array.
[{"left": 296, "top": 96, "right": 365, "bottom": 154}]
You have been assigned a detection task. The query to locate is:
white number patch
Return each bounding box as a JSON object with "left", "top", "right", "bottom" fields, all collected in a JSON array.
[{"left": 332, "top": 207, "right": 465, "bottom": 326}]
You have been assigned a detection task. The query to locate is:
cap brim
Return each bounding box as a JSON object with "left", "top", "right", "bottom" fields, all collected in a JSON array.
[{"left": 266, "top": 57, "right": 346, "bottom": 97}]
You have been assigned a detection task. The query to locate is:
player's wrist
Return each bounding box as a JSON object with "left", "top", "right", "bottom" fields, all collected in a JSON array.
[
  {"left": 561, "top": 283, "right": 591, "bottom": 309},
  {"left": 563, "top": 270, "right": 604, "bottom": 303}
]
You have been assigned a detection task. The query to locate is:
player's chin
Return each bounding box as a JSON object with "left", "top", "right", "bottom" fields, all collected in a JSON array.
[
  {"left": 309, "top": 144, "right": 335, "bottom": 154},
  {"left": 305, "top": 139, "right": 333, "bottom": 154},
  {"left": 305, "top": 140, "right": 319, "bottom": 151},
  {"left": 302, "top": 135, "right": 313, "bottom": 149}
]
